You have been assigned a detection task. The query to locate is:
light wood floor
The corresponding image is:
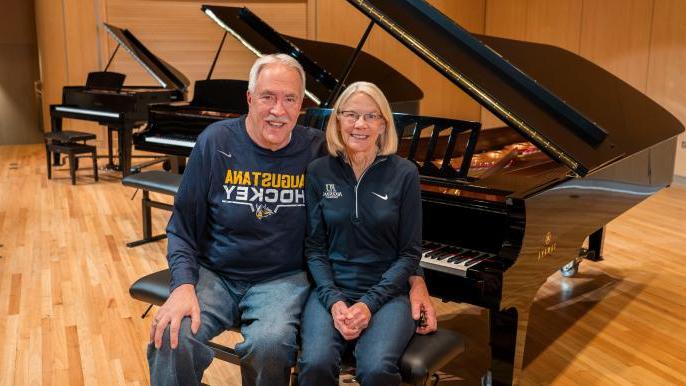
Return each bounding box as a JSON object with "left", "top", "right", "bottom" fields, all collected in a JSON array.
[{"left": 1, "top": 144, "right": 685, "bottom": 385}]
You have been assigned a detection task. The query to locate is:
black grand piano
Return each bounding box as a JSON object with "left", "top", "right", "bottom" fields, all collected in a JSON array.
[
  {"left": 132, "top": 5, "right": 424, "bottom": 158},
  {"left": 50, "top": 23, "right": 189, "bottom": 176},
  {"left": 298, "top": 1, "right": 684, "bottom": 385}
]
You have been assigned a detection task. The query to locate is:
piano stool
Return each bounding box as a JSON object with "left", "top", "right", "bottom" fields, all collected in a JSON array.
[
  {"left": 121, "top": 170, "right": 182, "bottom": 248},
  {"left": 130, "top": 269, "right": 465, "bottom": 386},
  {"left": 44, "top": 130, "right": 99, "bottom": 185}
]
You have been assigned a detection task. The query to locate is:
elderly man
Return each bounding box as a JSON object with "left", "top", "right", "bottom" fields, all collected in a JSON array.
[{"left": 147, "top": 54, "right": 437, "bottom": 386}]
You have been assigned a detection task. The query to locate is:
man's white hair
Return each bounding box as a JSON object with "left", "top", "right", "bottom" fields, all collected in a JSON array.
[{"left": 247, "top": 54, "right": 306, "bottom": 97}]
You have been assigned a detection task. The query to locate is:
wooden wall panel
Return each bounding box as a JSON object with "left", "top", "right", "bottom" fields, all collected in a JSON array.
[
  {"left": 646, "top": 0, "right": 686, "bottom": 176},
  {"left": 35, "top": 0, "right": 69, "bottom": 134},
  {"left": 62, "top": 0, "right": 106, "bottom": 141},
  {"left": 104, "top": 1, "right": 308, "bottom": 92},
  {"left": 482, "top": 0, "right": 583, "bottom": 128},
  {"left": 0, "top": 0, "right": 42, "bottom": 145},
  {"left": 524, "top": 0, "right": 582, "bottom": 51},
  {"left": 579, "top": 0, "right": 654, "bottom": 91},
  {"left": 315, "top": 0, "right": 486, "bottom": 121}
]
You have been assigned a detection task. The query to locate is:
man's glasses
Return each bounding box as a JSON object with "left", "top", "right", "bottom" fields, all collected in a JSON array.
[{"left": 338, "top": 110, "right": 384, "bottom": 124}]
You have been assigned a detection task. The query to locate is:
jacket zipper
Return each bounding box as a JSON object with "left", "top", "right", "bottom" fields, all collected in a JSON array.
[{"left": 352, "top": 157, "right": 386, "bottom": 220}]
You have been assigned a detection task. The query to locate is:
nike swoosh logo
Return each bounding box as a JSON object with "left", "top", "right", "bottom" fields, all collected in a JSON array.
[
  {"left": 372, "top": 192, "right": 388, "bottom": 200},
  {"left": 217, "top": 150, "right": 232, "bottom": 158}
]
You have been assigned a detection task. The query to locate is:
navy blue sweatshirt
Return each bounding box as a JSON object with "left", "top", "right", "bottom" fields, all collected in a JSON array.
[
  {"left": 305, "top": 154, "right": 422, "bottom": 314},
  {"left": 166, "top": 116, "right": 325, "bottom": 291}
]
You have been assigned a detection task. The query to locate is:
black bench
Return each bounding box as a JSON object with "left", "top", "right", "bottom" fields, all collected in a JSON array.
[
  {"left": 130, "top": 270, "right": 465, "bottom": 385},
  {"left": 121, "top": 171, "right": 182, "bottom": 247},
  {"left": 44, "top": 130, "right": 99, "bottom": 185}
]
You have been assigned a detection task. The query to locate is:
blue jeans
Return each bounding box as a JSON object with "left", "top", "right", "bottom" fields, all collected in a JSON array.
[
  {"left": 297, "top": 292, "right": 415, "bottom": 386},
  {"left": 147, "top": 266, "right": 310, "bottom": 386}
]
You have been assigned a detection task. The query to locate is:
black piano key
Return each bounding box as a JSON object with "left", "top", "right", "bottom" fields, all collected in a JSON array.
[
  {"left": 428, "top": 250, "right": 450, "bottom": 260},
  {"left": 422, "top": 246, "right": 448, "bottom": 258},
  {"left": 447, "top": 256, "right": 468, "bottom": 264}
]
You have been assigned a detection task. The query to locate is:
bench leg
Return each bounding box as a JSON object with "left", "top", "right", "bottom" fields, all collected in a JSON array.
[
  {"left": 126, "top": 191, "right": 169, "bottom": 248},
  {"left": 69, "top": 153, "right": 76, "bottom": 185},
  {"left": 141, "top": 304, "right": 153, "bottom": 319},
  {"left": 142, "top": 191, "right": 152, "bottom": 239},
  {"left": 45, "top": 143, "right": 52, "bottom": 179},
  {"left": 92, "top": 149, "right": 99, "bottom": 182},
  {"left": 126, "top": 234, "right": 167, "bottom": 248}
]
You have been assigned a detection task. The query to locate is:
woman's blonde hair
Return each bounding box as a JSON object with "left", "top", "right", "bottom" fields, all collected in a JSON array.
[{"left": 325, "top": 81, "right": 397, "bottom": 156}]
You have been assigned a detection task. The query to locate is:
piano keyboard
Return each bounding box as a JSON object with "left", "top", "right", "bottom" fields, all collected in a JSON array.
[
  {"left": 420, "top": 240, "right": 495, "bottom": 277},
  {"left": 144, "top": 134, "right": 196, "bottom": 148},
  {"left": 54, "top": 106, "right": 121, "bottom": 119}
]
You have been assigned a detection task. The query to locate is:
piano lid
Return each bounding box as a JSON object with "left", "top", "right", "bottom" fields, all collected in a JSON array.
[
  {"left": 103, "top": 23, "right": 189, "bottom": 93},
  {"left": 201, "top": 5, "right": 422, "bottom": 108},
  {"left": 346, "top": 0, "right": 684, "bottom": 176}
]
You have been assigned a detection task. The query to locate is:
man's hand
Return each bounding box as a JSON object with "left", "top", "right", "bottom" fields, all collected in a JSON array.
[
  {"left": 150, "top": 284, "right": 201, "bottom": 349},
  {"left": 331, "top": 301, "right": 360, "bottom": 340},
  {"left": 409, "top": 276, "right": 438, "bottom": 334}
]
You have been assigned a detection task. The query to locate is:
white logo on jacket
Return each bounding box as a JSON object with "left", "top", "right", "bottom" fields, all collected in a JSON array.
[
  {"left": 323, "top": 184, "right": 342, "bottom": 199},
  {"left": 371, "top": 192, "right": 388, "bottom": 200}
]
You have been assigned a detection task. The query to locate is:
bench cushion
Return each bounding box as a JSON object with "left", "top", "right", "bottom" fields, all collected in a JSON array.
[
  {"left": 122, "top": 171, "right": 182, "bottom": 196},
  {"left": 44, "top": 130, "right": 96, "bottom": 142},
  {"left": 48, "top": 142, "right": 97, "bottom": 154},
  {"left": 129, "top": 270, "right": 171, "bottom": 305},
  {"left": 401, "top": 329, "right": 465, "bottom": 383}
]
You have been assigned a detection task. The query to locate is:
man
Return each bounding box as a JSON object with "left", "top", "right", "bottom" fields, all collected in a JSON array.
[{"left": 148, "top": 54, "right": 437, "bottom": 386}]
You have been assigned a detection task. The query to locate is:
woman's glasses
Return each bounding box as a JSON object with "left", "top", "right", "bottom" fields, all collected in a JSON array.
[{"left": 338, "top": 110, "right": 384, "bottom": 124}]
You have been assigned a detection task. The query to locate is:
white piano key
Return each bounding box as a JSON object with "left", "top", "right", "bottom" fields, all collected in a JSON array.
[
  {"left": 54, "top": 106, "right": 120, "bottom": 118},
  {"left": 144, "top": 136, "right": 196, "bottom": 148}
]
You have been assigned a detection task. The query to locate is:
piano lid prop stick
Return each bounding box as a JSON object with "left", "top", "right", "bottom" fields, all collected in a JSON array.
[
  {"left": 207, "top": 31, "right": 228, "bottom": 80},
  {"left": 104, "top": 44, "right": 120, "bottom": 72},
  {"left": 322, "top": 20, "right": 374, "bottom": 108}
]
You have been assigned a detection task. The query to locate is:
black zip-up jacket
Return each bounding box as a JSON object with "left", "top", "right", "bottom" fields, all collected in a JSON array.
[{"left": 305, "top": 154, "right": 422, "bottom": 313}]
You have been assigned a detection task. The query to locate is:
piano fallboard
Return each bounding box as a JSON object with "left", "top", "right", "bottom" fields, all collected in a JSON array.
[
  {"left": 57, "top": 86, "right": 184, "bottom": 124},
  {"left": 134, "top": 104, "right": 242, "bottom": 156}
]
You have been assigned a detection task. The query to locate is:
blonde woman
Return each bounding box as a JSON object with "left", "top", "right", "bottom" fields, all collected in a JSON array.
[{"left": 298, "top": 82, "right": 422, "bottom": 386}]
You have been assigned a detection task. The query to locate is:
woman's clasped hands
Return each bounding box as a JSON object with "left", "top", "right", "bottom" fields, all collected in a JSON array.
[{"left": 331, "top": 300, "right": 372, "bottom": 340}]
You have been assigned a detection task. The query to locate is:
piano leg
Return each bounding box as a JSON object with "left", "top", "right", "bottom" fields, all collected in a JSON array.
[
  {"left": 489, "top": 307, "right": 530, "bottom": 386},
  {"left": 106, "top": 126, "right": 115, "bottom": 170},
  {"left": 587, "top": 227, "right": 604, "bottom": 261},
  {"left": 169, "top": 156, "right": 186, "bottom": 174},
  {"left": 120, "top": 124, "right": 133, "bottom": 177}
]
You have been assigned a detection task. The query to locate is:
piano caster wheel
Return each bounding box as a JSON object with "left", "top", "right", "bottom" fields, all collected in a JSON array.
[
  {"left": 481, "top": 370, "right": 492, "bottom": 386},
  {"left": 560, "top": 259, "right": 580, "bottom": 277},
  {"left": 162, "top": 160, "right": 171, "bottom": 171}
]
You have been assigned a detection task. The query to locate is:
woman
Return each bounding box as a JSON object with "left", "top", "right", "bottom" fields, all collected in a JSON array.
[{"left": 298, "top": 82, "right": 422, "bottom": 386}]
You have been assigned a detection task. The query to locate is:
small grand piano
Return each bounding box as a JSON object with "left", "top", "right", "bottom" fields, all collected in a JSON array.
[
  {"left": 132, "top": 5, "right": 424, "bottom": 158},
  {"left": 299, "top": 1, "right": 685, "bottom": 385},
  {"left": 50, "top": 23, "right": 189, "bottom": 176}
]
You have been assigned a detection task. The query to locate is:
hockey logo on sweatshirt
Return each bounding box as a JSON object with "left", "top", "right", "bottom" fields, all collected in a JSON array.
[{"left": 222, "top": 168, "right": 305, "bottom": 220}]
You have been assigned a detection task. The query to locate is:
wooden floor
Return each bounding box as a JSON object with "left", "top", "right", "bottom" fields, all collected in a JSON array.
[{"left": 1, "top": 143, "right": 685, "bottom": 385}]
